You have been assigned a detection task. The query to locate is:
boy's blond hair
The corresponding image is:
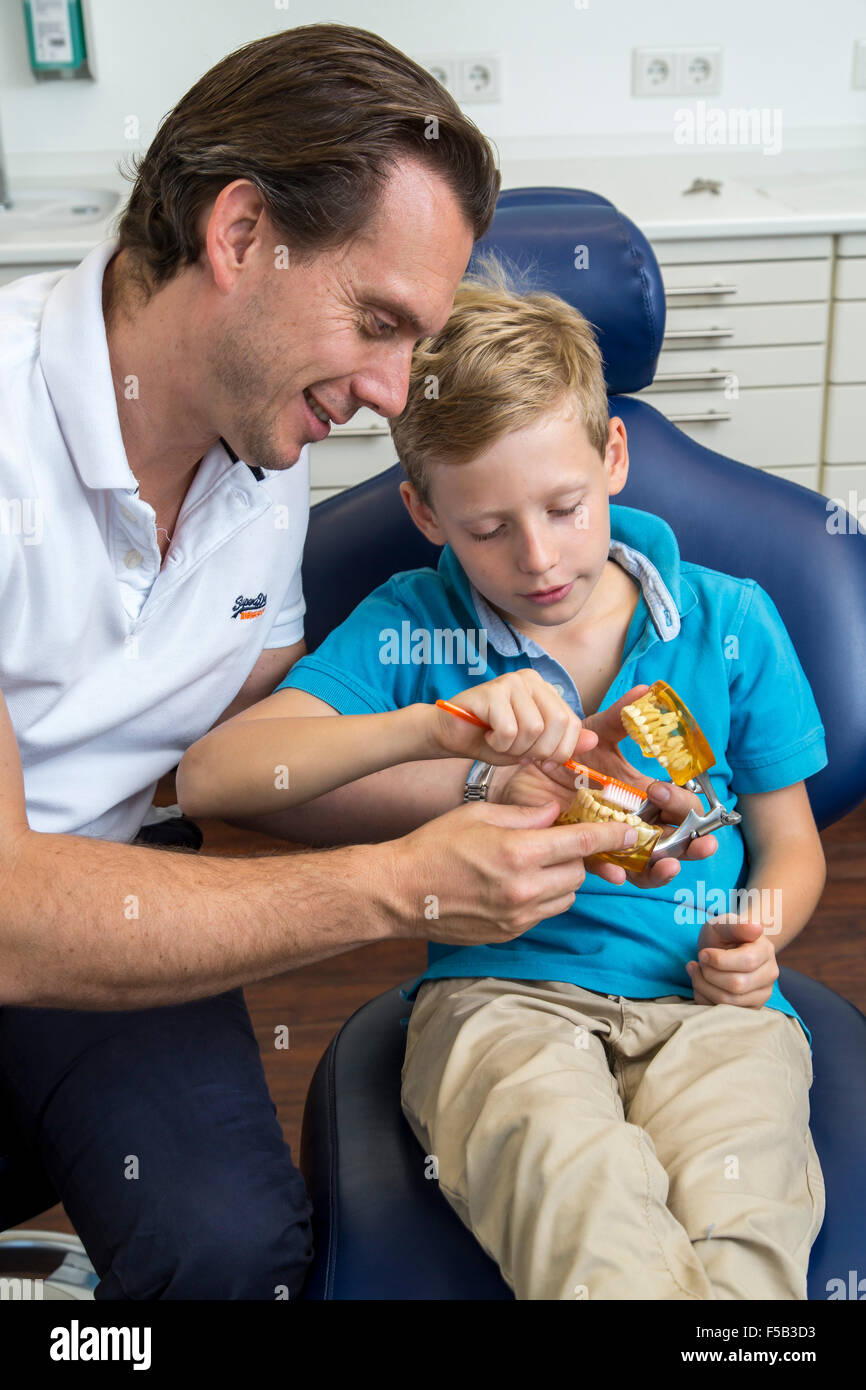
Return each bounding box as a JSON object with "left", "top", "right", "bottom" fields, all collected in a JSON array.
[{"left": 390, "top": 252, "right": 611, "bottom": 506}]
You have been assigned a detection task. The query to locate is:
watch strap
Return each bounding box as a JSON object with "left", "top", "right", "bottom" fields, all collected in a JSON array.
[{"left": 464, "top": 760, "right": 496, "bottom": 801}]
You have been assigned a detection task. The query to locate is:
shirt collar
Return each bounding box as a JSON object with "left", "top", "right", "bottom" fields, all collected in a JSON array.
[
  {"left": 40, "top": 238, "right": 136, "bottom": 491},
  {"left": 39, "top": 237, "right": 265, "bottom": 492},
  {"left": 438, "top": 504, "right": 697, "bottom": 659}
]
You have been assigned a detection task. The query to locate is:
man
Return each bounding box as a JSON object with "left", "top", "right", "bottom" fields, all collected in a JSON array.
[{"left": 0, "top": 24, "right": 711, "bottom": 1299}]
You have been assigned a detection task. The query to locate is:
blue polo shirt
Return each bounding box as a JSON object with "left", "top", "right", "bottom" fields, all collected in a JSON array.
[{"left": 278, "top": 505, "right": 827, "bottom": 1046}]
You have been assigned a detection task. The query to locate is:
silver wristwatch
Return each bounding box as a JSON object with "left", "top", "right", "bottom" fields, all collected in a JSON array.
[{"left": 464, "top": 760, "right": 497, "bottom": 802}]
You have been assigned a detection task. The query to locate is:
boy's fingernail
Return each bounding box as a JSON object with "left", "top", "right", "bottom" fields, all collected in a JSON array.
[
  {"left": 624, "top": 828, "right": 638, "bottom": 846},
  {"left": 650, "top": 782, "right": 670, "bottom": 802}
]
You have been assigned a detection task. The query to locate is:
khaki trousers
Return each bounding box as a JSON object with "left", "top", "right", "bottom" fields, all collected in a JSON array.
[{"left": 400, "top": 976, "right": 825, "bottom": 1301}]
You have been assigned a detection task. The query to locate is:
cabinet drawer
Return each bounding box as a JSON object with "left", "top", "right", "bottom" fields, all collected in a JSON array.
[
  {"left": 663, "top": 302, "right": 828, "bottom": 350},
  {"left": 643, "top": 343, "right": 824, "bottom": 392},
  {"left": 651, "top": 234, "right": 833, "bottom": 265},
  {"left": 640, "top": 385, "right": 823, "bottom": 469},
  {"left": 763, "top": 464, "right": 820, "bottom": 491},
  {"left": 821, "top": 463, "right": 866, "bottom": 507},
  {"left": 824, "top": 385, "right": 866, "bottom": 464},
  {"left": 835, "top": 258, "right": 866, "bottom": 299},
  {"left": 829, "top": 301, "right": 866, "bottom": 383},
  {"left": 309, "top": 433, "right": 398, "bottom": 488},
  {"left": 661, "top": 257, "right": 830, "bottom": 305},
  {"left": 310, "top": 486, "right": 345, "bottom": 507}
]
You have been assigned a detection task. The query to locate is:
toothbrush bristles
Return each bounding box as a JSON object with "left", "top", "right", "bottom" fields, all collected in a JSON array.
[{"left": 599, "top": 782, "right": 644, "bottom": 813}]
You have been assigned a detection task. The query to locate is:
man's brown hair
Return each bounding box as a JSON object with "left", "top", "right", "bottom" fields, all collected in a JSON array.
[{"left": 114, "top": 23, "right": 500, "bottom": 294}]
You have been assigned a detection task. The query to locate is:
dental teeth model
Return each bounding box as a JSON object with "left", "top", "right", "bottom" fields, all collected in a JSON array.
[
  {"left": 620, "top": 681, "right": 715, "bottom": 784},
  {"left": 556, "top": 782, "right": 663, "bottom": 873},
  {"left": 555, "top": 680, "right": 741, "bottom": 874}
]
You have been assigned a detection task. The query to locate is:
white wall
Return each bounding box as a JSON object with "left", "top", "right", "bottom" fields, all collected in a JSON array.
[{"left": 1, "top": 0, "right": 865, "bottom": 162}]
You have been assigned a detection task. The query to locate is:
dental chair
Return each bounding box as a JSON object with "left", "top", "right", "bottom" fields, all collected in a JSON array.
[{"left": 296, "top": 188, "right": 866, "bottom": 1300}]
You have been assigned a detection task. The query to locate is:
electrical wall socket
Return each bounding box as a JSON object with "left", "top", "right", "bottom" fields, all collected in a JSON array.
[
  {"left": 678, "top": 47, "right": 722, "bottom": 93},
  {"left": 632, "top": 49, "right": 679, "bottom": 97},
  {"left": 459, "top": 56, "right": 501, "bottom": 103},
  {"left": 421, "top": 54, "right": 458, "bottom": 95},
  {"left": 854, "top": 39, "right": 866, "bottom": 90},
  {"left": 419, "top": 53, "right": 501, "bottom": 103},
  {"left": 633, "top": 46, "right": 722, "bottom": 97}
]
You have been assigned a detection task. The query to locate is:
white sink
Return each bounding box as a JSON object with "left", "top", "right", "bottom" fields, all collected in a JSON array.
[{"left": 0, "top": 187, "right": 121, "bottom": 241}]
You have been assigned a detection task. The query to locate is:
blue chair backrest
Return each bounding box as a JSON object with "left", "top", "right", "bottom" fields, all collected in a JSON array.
[{"left": 302, "top": 190, "right": 866, "bottom": 829}]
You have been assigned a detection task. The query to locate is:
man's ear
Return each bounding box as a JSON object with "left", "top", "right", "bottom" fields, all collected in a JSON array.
[
  {"left": 203, "top": 179, "right": 268, "bottom": 294},
  {"left": 399, "top": 480, "right": 447, "bottom": 545},
  {"left": 604, "top": 417, "right": 630, "bottom": 497}
]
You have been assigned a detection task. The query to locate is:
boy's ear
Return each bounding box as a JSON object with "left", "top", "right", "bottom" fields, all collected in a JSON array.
[
  {"left": 399, "top": 480, "right": 447, "bottom": 545},
  {"left": 604, "top": 416, "right": 629, "bottom": 497}
]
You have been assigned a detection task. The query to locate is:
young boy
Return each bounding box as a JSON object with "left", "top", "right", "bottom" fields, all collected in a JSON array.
[{"left": 177, "top": 263, "right": 828, "bottom": 1301}]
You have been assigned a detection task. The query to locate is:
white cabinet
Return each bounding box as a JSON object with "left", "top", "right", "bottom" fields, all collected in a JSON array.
[
  {"left": 823, "top": 234, "right": 866, "bottom": 515},
  {"left": 638, "top": 235, "right": 832, "bottom": 493},
  {"left": 308, "top": 406, "right": 398, "bottom": 508}
]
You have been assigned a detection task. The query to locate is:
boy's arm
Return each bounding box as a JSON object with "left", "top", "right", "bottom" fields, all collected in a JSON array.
[
  {"left": 686, "top": 781, "right": 826, "bottom": 1006},
  {"left": 177, "top": 689, "right": 446, "bottom": 822},
  {"left": 179, "top": 664, "right": 594, "bottom": 825}
]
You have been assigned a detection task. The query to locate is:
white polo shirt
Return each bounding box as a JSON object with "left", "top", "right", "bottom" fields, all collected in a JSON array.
[{"left": 0, "top": 238, "right": 310, "bottom": 842}]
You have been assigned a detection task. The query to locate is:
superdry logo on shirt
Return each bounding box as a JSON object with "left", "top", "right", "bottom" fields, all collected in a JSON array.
[{"left": 231, "top": 593, "right": 267, "bottom": 620}]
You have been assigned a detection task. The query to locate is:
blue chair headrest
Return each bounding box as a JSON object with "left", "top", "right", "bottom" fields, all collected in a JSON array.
[{"left": 471, "top": 187, "right": 666, "bottom": 396}]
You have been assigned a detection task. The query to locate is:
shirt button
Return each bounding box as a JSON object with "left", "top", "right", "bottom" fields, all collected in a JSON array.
[
  {"left": 123, "top": 549, "right": 143, "bottom": 569},
  {"left": 607, "top": 995, "right": 618, "bottom": 1002},
  {"left": 231, "top": 489, "right": 250, "bottom": 507},
  {"left": 552, "top": 682, "right": 565, "bottom": 696}
]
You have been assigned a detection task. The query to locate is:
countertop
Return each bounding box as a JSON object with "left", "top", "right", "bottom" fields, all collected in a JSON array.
[
  {"left": 3, "top": 126, "right": 866, "bottom": 263},
  {"left": 497, "top": 129, "right": 866, "bottom": 239}
]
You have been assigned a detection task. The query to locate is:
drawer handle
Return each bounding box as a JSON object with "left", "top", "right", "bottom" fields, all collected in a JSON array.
[
  {"left": 665, "top": 284, "right": 738, "bottom": 298},
  {"left": 652, "top": 369, "right": 733, "bottom": 384},
  {"left": 664, "top": 328, "right": 735, "bottom": 339},
  {"left": 665, "top": 410, "right": 733, "bottom": 423},
  {"left": 326, "top": 421, "right": 391, "bottom": 436}
]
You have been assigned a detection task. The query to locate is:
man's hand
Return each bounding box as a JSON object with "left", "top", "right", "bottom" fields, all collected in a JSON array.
[
  {"left": 388, "top": 797, "right": 643, "bottom": 947},
  {"left": 686, "top": 914, "right": 780, "bottom": 1007}
]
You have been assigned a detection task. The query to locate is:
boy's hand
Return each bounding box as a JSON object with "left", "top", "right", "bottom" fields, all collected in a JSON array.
[
  {"left": 686, "top": 914, "right": 780, "bottom": 1007},
  {"left": 428, "top": 670, "right": 597, "bottom": 768}
]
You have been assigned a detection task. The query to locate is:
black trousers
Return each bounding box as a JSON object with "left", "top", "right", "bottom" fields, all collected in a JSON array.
[{"left": 0, "top": 817, "right": 313, "bottom": 1299}]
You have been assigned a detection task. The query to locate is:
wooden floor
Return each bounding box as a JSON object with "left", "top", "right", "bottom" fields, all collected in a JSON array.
[{"left": 13, "top": 785, "right": 866, "bottom": 1241}]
